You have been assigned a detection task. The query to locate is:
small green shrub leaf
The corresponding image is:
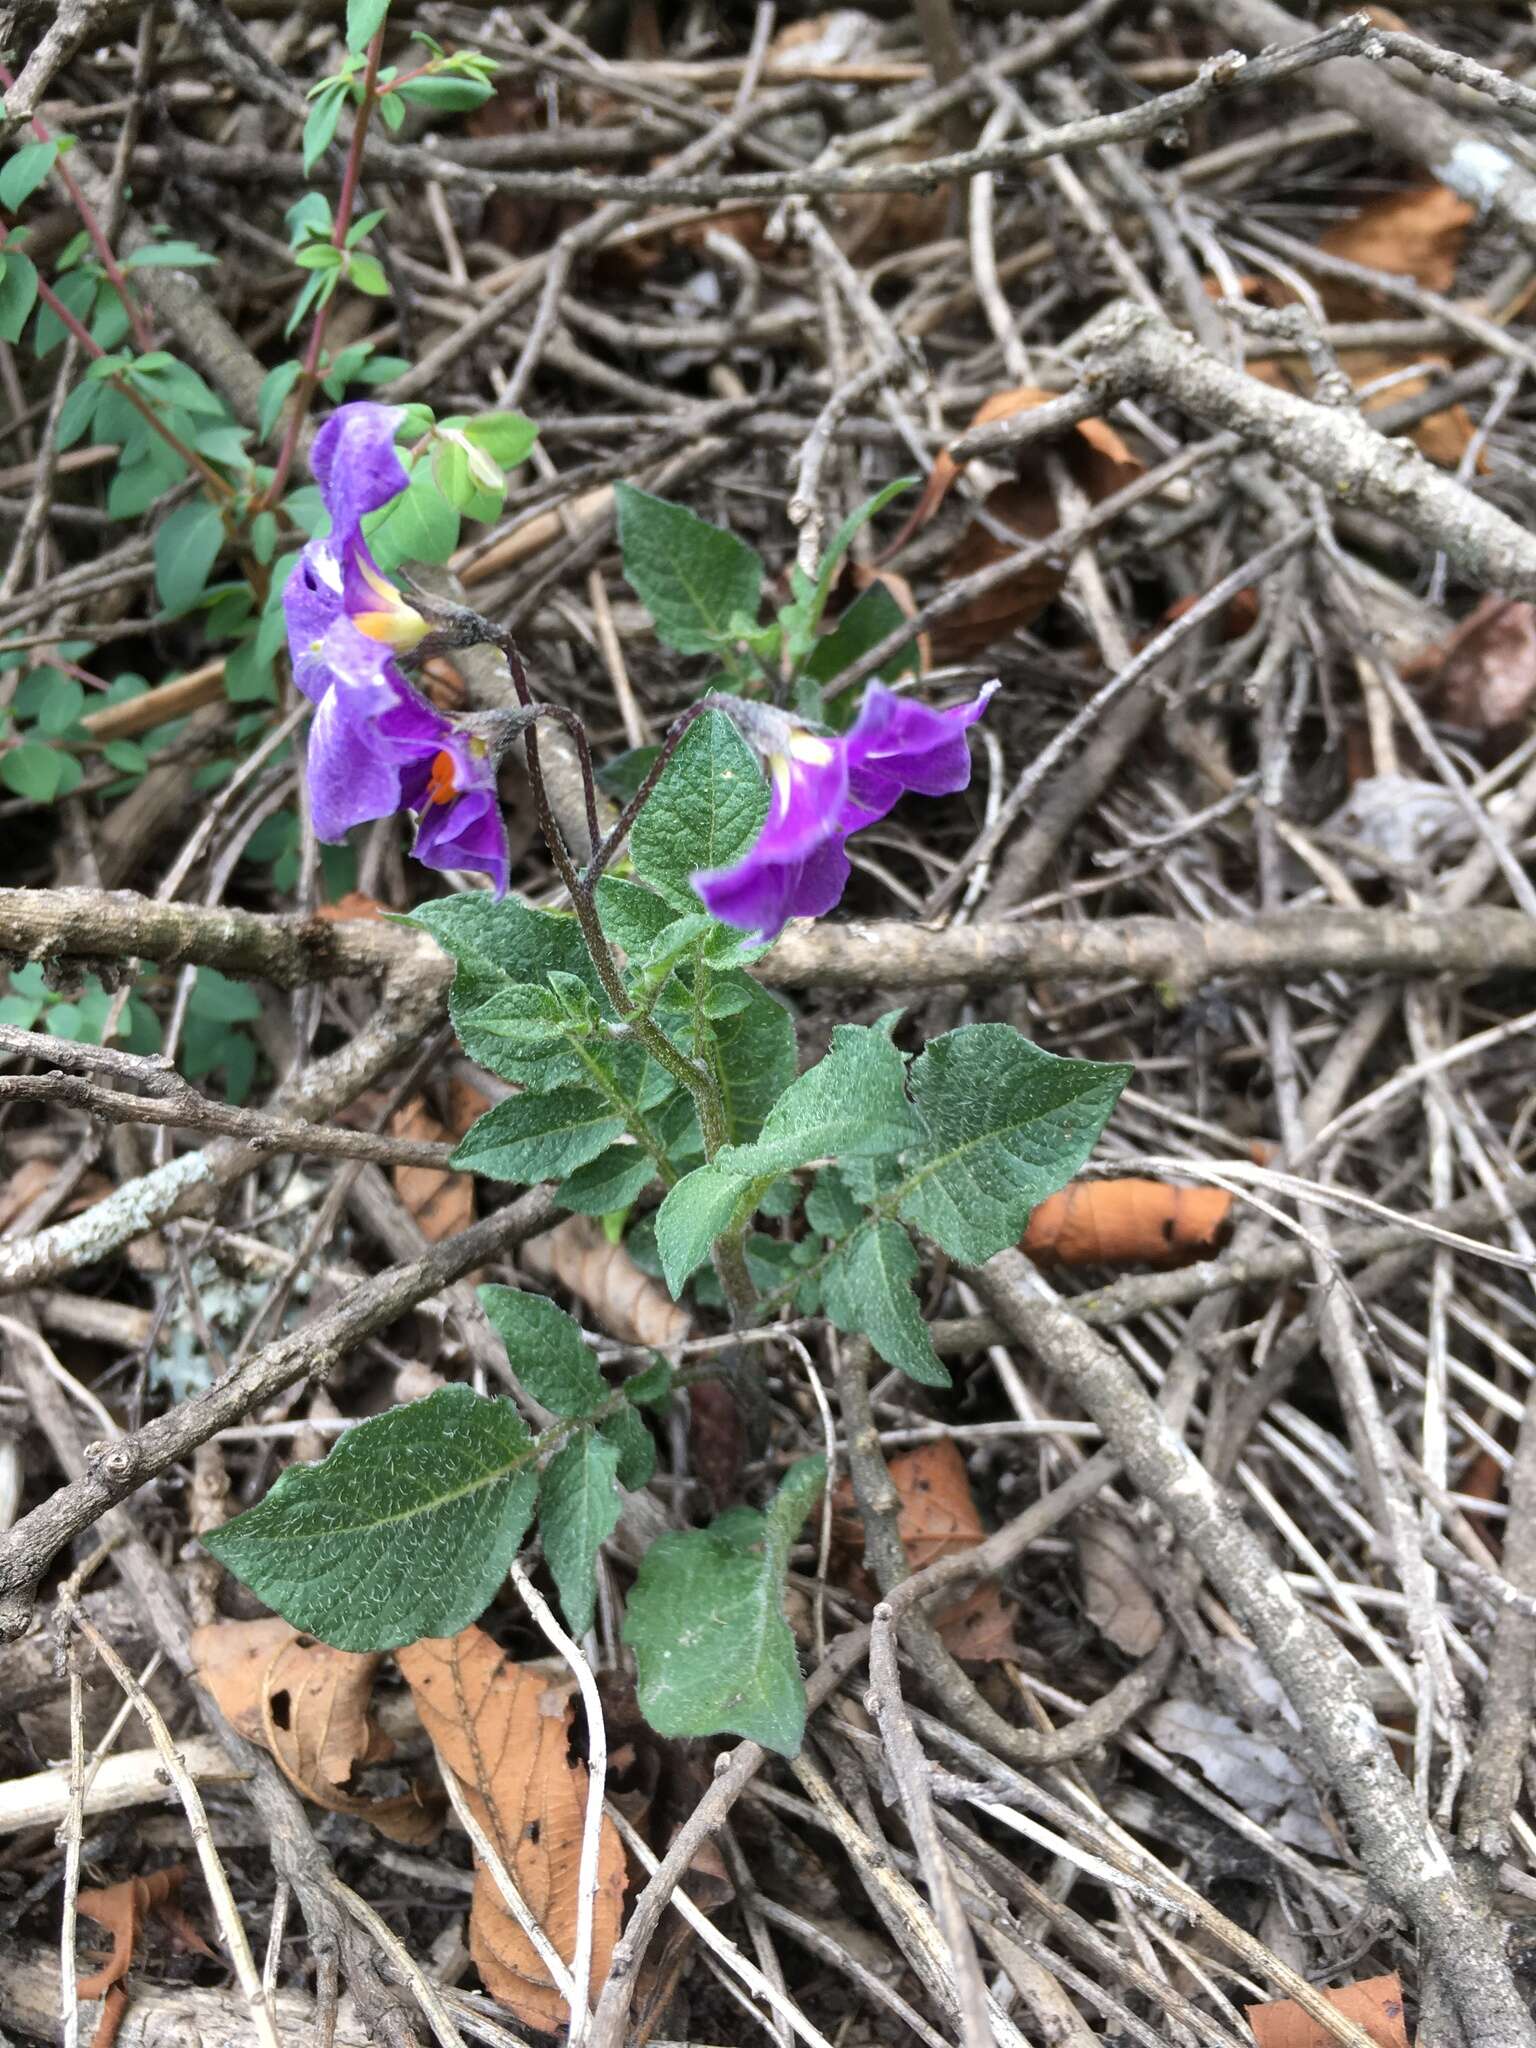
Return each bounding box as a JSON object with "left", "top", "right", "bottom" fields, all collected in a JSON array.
[
  {"left": 654, "top": 1163, "right": 754, "bottom": 1295},
  {"left": 624, "top": 1456, "right": 826, "bottom": 1755},
  {"left": 615, "top": 483, "right": 764, "bottom": 654},
  {"left": 822, "top": 1220, "right": 949, "bottom": 1387},
  {"left": 600, "top": 1404, "right": 655, "bottom": 1490},
  {"left": 479, "top": 1285, "right": 605, "bottom": 1417},
  {"left": 201, "top": 1384, "right": 539, "bottom": 1651},
  {"left": 630, "top": 709, "right": 768, "bottom": 912},
  {"left": 0, "top": 139, "right": 59, "bottom": 211},
  {"left": 154, "top": 499, "right": 225, "bottom": 614},
  {"left": 898, "top": 1024, "right": 1130, "bottom": 1263},
  {"left": 540, "top": 1430, "right": 622, "bottom": 1639},
  {"left": 451, "top": 1086, "right": 626, "bottom": 1184}
]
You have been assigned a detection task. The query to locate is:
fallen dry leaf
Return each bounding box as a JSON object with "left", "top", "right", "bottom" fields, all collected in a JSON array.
[
  {"left": 190, "top": 1615, "right": 298, "bottom": 1743},
  {"left": 883, "top": 389, "right": 1142, "bottom": 660},
  {"left": 397, "top": 1624, "right": 628, "bottom": 2030},
  {"left": 389, "top": 1078, "right": 489, "bottom": 1244},
  {"left": 191, "top": 1618, "right": 441, "bottom": 1847},
  {"left": 834, "top": 1442, "right": 1021, "bottom": 1660},
  {"left": 1406, "top": 593, "right": 1536, "bottom": 735},
  {"left": 834, "top": 1438, "right": 984, "bottom": 1575},
  {"left": 1237, "top": 185, "right": 1480, "bottom": 469},
  {"left": 1247, "top": 1972, "right": 1410, "bottom": 2048},
  {"left": 1076, "top": 1515, "right": 1165, "bottom": 1657},
  {"left": 77, "top": 1866, "right": 213, "bottom": 2048},
  {"left": 314, "top": 891, "right": 384, "bottom": 921},
  {"left": 262, "top": 1631, "right": 442, "bottom": 1847},
  {"left": 1320, "top": 183, "right": 1473, "bottom": 304},
  {"left": 522, "top": 1214, "right": 690, "bottom": 1349},
  {"left": 933, "top": 1581, "right": 1022, "bottom": 1664},
  {"left": 1024, "top": 1179, "right": 1233, "bottom": 1268}
]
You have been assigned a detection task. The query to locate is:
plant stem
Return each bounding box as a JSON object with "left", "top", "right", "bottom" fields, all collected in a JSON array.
[
  {"left": 486, "top": 626, "right": 737, "bottom": 1165},
  {"left": 8, "top": 246, "right": 233, "bottom": 504},
  {"left": 0, "top": 69, "right": 154, "bottom": 355},
  {"left": 261, "top": 27, "right": 387, "bottom": 502}
]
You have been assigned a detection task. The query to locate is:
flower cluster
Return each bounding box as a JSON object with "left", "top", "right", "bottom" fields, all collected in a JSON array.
[
  {"left": 696, "top": 682, "right": 996, "bottom": 941},
  {"left": 283, "top": 402, "right": 509, "bottom": 891}
]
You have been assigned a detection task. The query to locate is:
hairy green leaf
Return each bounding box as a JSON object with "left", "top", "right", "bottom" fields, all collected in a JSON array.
[
  {"left": 624, "top": 1456, "right": 826, "bottom": 1755},
  {"left": 899, "top": 1024, "right": 1130, "bottom": 1262},
  {"left": 616, "top": 482, "right": 764, "bottom": 654},
  {"left": 600, "top": 1404, "right": 656, "bottom": 1490},
  {"left": 202, "top": 1385, "right": 539, "bottom": 1652},
  {"left": 654, "top": 1163, "right": 753, "bottom": 1295},
  {"left": 716, "top": 1025, "right": 919, "bottom": 1179},
  {"left": 540, "top": 1430, "right": 622, "bottom": 1639},
  {"left": 479, "top": 1285, "right": 606, "bottom": 1416},
  {"left": 557, "top": 1143, "right": 659, "bottom": 1216},
  {"left": 822, "top": 1219, "right": 948, "bottom": 1387},
  {"left": 452, "top": 1086, "right": 626, "bottom": 1185},
  {"left": 630, "top": 709, "right": 768, "bottom": 913}
]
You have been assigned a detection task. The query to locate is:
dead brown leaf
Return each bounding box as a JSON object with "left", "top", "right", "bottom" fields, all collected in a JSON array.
[
  {"left": 882, "top": 388, "right": 1142, "bottom": 660},
  {"left": 522, "top": 1214, "right": 690, "bottom": 1348},
  {"left": 262, "top": 1631, "right": 442, "bottom": 1847},
  {"left": 1320, "top": 184, "right": 1474, "bottom": 305},
  {"left": 934, "top": 1582, "right": 1022, "bottom": 1663},
  {"left": 1406, "top": 593, "right": 1536, "bottom": 734},
  {"left": 397, "top": 1624, "right": 628, "bottom": 2030},
  {"left": 314, "top": 891, "right": 384, "bottom": 921},
  {"left": 1024, "top": 1179, "right": 1233, "bottom": 1269},
  {"left": 1238, "top": 185, "right": 1480, "bottom": 469},
  {"left": 77, "top": 1866, "right": 212, "bottom": 2048},
  {"left": 389, "top": 1078, "right": 489, "bottom": 1244},
  {"left": 190, "top": 1615, "right": 298, "bottom": 1742},
  {"left": 191, "top": 1618, "right": 441, "bottom": 1847},
  {"left": 834, "top": 1438, "right": 985, "bottom": 1576},
  {"left": 1246, "top": 1972, "right": 1410, "bottom": 2048},
  {"left": 1076, "top": 1515, "right": 1165, "bottom": 1657}
]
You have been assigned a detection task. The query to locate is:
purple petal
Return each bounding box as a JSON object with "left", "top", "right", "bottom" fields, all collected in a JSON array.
[
  {"left": 840, "top": 681, "right": 996, "bottom": 828},
  {"left": 311, "top": 402, "right": 409, "bottom": 540},
  {"left": 414, "top": 788, "right": 510, "bottom": 893},
  {"left": 284, "top": 543, "right": 345, "bottom": 703},
  {"left": 753, "top": 728, "right": 850, "bottom": 864},
  {"left": 697, "top": 834, "right": 851, "bottom": 943},
  {"left": 406, "top": 730, "right": 510, "bottom": 894},
  {"left": 305, "top": 683, "right": 423, "bottom": 841}
]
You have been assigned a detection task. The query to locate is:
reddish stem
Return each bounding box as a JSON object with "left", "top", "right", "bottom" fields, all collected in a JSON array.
[
  {"left": 15, "top": 250, "right": 232, "bottom": 501},
  {"left": 261, "top": 28, "right": 388, "bottom": 505},
  {"left": 0, "top": 65, "right": 153, "bottom": 355}
]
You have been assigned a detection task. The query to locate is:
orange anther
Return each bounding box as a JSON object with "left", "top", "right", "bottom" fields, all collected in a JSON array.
[{"left": 426, "top": 750, "right": 458, "bottom": 805}]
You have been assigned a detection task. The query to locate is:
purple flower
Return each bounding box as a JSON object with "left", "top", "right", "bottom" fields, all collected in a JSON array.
[
  {"left": 283, "top": 401, "right": 510, "bottom": 893},
  {"left": 696, "top": 682, "right": 996, "bottom": 941},
  {"left": 401, "top": 728, "right": 509, "bottom": 892}
]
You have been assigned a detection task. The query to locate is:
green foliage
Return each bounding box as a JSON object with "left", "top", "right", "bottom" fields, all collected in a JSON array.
[
  {"left": 202, "top": 1385, "right": 543, "bottom": 1652},
  {"left": 624, "top": 1457, "right": 826, "bottom": 1755},
  {"left": 822, "top": 1219, "right": 948, "bottom": 1387},
  {"left": 616, "top": 484, "right": 764, "bottom": 656},
  {"left": 479, "top": 1286, "right": 606, "bottom": 1417},
  {"left": 540, "top": 1431, "right": 621, "bottom": 1639},
  {"left": 898, "top": 1026, "right": 1131, "bottom": 1262},
  {"left": 452, "top": 1085, "right": 628, "bottom": 1184},
  {"left": 0, "top": 139, "right": 60, "bottom": 211},
  {"left": 617, "top": 478, "right": 917, "bottom": 711},
  {"left": 155, "top": 499, "right": 225, "bottom": 614},
  {"left": 630, "top": 709, "right": 769, "bottom": 911}
]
